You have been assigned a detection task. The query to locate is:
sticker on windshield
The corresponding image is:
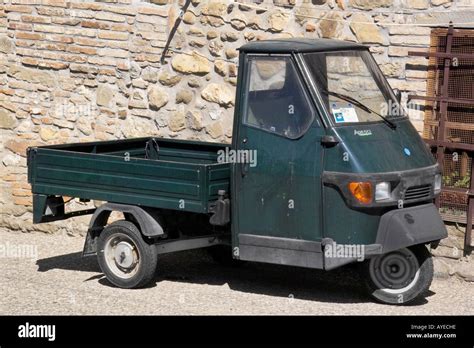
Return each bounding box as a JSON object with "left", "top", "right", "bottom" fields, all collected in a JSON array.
[{"left": 332, "top": 103, "right": 359, "bottom": 123}]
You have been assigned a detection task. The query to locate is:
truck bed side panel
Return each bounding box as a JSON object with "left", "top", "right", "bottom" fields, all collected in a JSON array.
[{"left": 28, "top": 138, "right": 230, "bottom": 214}]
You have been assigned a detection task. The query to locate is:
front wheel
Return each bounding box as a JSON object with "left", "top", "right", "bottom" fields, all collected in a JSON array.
[
  {"left": 97, "top": 220, "right": 157, "bottom": 289},
  {"left": 362, "top": 245, "right": 433, "bottom": 305}
]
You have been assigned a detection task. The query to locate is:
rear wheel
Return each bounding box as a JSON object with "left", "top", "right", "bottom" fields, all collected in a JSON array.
[
  {"left": 363, "top": 245, "right": 433, "bottom": 305},
  {"left": 97, "top": 220, "right": 157, "bottom": 289}
]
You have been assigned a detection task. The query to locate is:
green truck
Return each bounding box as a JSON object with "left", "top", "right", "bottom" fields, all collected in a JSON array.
[{"left": 27, "top": 39, "right": 447, "bottom": 305}]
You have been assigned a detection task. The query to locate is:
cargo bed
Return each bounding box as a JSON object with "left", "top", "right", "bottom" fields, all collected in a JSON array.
[{"left": 27, "top": 137, "right": 230, "bottom": 214}]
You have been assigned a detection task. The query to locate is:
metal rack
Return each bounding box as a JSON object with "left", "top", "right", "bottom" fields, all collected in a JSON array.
[{"left": 409, "top": 24, "right": 474, "bottom": 254}]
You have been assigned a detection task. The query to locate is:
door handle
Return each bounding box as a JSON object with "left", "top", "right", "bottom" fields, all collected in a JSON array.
[
  {"left": 320, "top": 135, "right": 340, "bottom": 147},
  {"left": 240, "top": 137, "right": 249, "bottom": 176},
  {"left": 241, "top": 161, "right": 249, "bottom": 177}
]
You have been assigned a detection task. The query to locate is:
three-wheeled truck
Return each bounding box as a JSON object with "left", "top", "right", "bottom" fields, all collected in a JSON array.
[{"left": 27, "top": 39, "right": 448, "bottom": 305}]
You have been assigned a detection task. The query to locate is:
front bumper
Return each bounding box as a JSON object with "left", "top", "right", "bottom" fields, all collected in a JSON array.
[
  {"left": 322, "top": 164, "right": 440, "bottom": 208},
  {"left": 323, "top": 202, "right": 448, "bottom": 270},
  {"left": 375, "top": 202, "right": 447, "bottom": 254}
]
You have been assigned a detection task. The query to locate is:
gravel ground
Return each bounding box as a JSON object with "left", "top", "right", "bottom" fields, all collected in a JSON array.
[{"left": 0, "top": 228, "right": 472, "bottom": 315}]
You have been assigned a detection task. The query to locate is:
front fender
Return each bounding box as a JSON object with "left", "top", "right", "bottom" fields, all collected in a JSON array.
[
  {"left": 376, "top": 203, "right": 447, "bottom": 254},
  {"left": 323, "top": 203, "right": 447, "bottom": 270}
]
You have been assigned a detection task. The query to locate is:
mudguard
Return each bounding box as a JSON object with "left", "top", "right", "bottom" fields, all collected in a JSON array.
[
  {"left": 376, "top": 203, "right": 448, "bottom": 254},
  {"left": 323, "top": 203, "right": 447, "bottom": 270},
  {"left": 83, "top": 203, "right": 164, "bottom": 256}
]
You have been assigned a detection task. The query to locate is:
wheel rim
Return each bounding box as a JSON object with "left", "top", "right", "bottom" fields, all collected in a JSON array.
[
  {"left": 103, "top": 232, "right": 141, "bottom": 279},
  {"left": 369, "top": 248, "right": 420, "bottom": 294}
]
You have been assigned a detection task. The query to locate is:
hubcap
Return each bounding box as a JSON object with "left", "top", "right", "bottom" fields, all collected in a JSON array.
[
  {"left": 104, "top": 233, "right": 140, "bottom": 279},
  {"left": 114, "top": 241, "right": 135, "bottom": 268},
  {"left": 369, "top": 248, "right": 420, "bottom": 294}
]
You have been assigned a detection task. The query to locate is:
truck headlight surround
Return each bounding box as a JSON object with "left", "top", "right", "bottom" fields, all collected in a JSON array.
[
  {"left": 434, "top": 174, "right": 442, "bottom": 194},
  {"left": 375, "top": 181, "right": 391, "bottom": 201}
]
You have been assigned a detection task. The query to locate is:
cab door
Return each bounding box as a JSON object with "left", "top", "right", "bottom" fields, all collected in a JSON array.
[{"left": 232, "top": 54, "right": 325, "bottom": 268}]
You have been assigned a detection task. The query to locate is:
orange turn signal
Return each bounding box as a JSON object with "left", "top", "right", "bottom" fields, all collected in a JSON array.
[{"left": 348, "top": 182, "right": 372, "bottom": 204}]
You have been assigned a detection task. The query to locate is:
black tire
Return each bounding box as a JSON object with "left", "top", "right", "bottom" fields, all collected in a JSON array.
[
  {"left": 207, "top": 245, "right": 243, "bottom": 267},
  {"left": 362, "top": 244, "right": 433, "bottom": 305},
  {"left": 97, "top": 220, "right": 157, "bottom": 289}
]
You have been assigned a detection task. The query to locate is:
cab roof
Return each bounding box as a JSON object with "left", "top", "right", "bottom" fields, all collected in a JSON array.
[{"left": 239, "top": 38, "right": 367, "bottom": 54}]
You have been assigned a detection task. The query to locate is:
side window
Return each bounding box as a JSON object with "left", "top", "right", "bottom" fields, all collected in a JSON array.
[{"left": 244, "top": 56, "right": 315, "bottom": 139}]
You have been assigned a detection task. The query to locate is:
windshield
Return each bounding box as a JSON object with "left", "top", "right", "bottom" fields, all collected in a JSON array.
[{"left": 303, "top": 50, "right": 406, "bottom": 126}]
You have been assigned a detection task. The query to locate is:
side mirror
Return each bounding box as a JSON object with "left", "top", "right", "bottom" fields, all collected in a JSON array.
[{"left": 393, "top": 88, "right": 402, "bottom": 104}]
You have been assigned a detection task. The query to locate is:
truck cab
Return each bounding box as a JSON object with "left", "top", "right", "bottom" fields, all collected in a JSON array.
[{"left": 28, "top": 39, "right": 447, "bottom": 305}]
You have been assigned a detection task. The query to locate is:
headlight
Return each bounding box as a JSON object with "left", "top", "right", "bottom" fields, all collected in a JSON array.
[
  {"left": 434, "top": 174, "right": 442, "bottom": 194},
  {"left": 375, "top": 182, "right": 391, "bottom": 201}
]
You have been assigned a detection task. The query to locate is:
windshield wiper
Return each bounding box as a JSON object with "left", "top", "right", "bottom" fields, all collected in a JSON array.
[{"left": 321, "top": 89, "right": 397, "bottom": 129}]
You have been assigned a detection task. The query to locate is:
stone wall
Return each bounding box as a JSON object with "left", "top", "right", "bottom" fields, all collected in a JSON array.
[
  {"left": 1, "top": 0, "right": 474, "bottom": 242},
  {"left": 433, "top": 225, "right": 473, "bottom": 281}
]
